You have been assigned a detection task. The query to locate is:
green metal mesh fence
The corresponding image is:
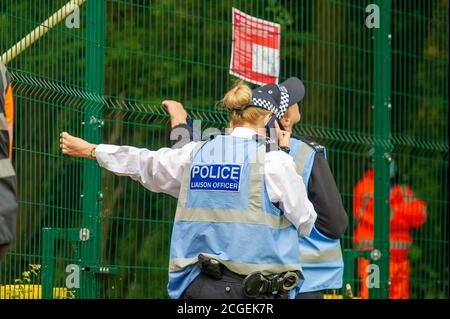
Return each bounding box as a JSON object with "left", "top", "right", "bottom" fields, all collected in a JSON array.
[{"left": 0, "top": 0, "right": 448, "bottom": 299}]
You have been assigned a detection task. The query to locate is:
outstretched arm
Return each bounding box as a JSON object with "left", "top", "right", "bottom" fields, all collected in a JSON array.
[{"left": 60, "top": 132, "right": 198, "bottom": 198}]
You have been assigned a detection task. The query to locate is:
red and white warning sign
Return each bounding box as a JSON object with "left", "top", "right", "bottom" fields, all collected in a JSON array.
[{"left": 230, "top": 8, "right": 280, "bottom": 85}]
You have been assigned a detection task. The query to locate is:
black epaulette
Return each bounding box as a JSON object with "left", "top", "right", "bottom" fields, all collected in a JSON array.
[
  {"left": 297, "top": 135, "right": 326, "bottom": 154},
  {"left": 308, "top": 141, "right": 326, "bottom": 154}
]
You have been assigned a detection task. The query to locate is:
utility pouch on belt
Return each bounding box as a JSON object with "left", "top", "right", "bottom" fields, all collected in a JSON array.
[{"left": 198, "top": 254, "right": 223, "bottom": 280}]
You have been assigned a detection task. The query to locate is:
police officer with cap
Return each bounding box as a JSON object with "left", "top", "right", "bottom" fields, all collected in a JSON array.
[
  {"left": 165, "top": 77, "right": 348, "bottom": 299},
  {"left": 259, "top": 77, "right": 348, "bottom": 299},
  {"left": 60, "top": 80, "right": 317, "bottom": 299}
]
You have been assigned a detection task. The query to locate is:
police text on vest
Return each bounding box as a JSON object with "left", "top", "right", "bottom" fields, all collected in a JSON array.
[{"left": 190, "top": 163, "right": 242, "bottom": 192}]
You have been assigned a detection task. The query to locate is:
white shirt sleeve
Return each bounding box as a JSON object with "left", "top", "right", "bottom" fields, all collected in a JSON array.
[
  {"left": 265, "top": 151, "right": 317, "bottom": 237},
  {"left": 95, "top": 141, "right": 199, "bottom": 198}
]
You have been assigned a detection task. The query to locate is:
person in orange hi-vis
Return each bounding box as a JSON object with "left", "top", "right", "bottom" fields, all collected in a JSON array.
[{"left": 353, "top": 159, "right": 427, "bottom": 299}]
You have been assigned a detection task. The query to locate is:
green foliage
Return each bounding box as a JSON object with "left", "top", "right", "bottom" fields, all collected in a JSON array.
[
  {"left": 7, "top": 264, "right": 41, "bottom": 299},
  {"left": 4, "top": 264, "right": 76, "bottom": 299}
]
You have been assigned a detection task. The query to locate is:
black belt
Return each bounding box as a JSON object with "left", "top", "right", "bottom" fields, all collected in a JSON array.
[{"left": 197, "top": 254, "right": 301, "bottom": 298}]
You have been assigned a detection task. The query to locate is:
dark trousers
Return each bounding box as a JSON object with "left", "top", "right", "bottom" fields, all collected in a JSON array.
[
  {"left": 181, "top": 271, "right": 276, "bottom": 299},
  {"left": 295, "top": 290, "right": 325, "bottom": 299}
]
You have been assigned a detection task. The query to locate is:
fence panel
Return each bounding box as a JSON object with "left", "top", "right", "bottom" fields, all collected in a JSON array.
[{"left": 0, "top": 0, "right": 447, "bottom": 299}]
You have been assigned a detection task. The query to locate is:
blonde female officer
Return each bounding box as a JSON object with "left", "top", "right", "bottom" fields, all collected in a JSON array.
[{"left": 60, "top": 81, "right": 317, "bottom": 299}]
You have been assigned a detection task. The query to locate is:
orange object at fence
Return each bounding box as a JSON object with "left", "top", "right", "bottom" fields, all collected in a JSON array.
[
  {"left": 4, "top": 84, "right": 14, "bottom": 158},
  {"left": 353, "top": 169, "right": 427, "bottom": 299}
]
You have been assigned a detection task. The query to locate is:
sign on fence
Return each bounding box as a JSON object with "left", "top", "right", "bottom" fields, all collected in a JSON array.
[{"left": 230, "top": 8, "right": 280, "bottom": 85}]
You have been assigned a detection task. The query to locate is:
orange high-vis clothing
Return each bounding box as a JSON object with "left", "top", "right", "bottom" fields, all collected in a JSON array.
[
  {"left": 5, "top": 84, "right": 14, "bottom": 158},
  {"left": 353, "top": 168, "right": 427, "bottom": 299}
]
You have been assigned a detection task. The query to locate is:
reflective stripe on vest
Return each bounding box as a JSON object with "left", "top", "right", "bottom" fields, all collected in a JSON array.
[
  {"left": 300, "top": 246, "right": 343, "bottom": 264},
  {"left": 297, "top": 225, "right": 344, "bottom": 293},
  {"left": 356, "top": 191, "right": 373, "bottom": 221},
  {"left": 0, "top": 158, "right": 15, "bottom": 178},
  {"left": 399, "top": 185, "right": 415, "bottom": 203},
  {"left": 293, "top": 142, "right": 314, "bottom": 181},
  {"left": 354, "top": 239, "right": 412, "bottom": 250}
]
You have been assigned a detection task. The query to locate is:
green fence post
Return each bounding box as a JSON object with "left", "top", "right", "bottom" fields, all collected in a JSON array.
[
  {"left": 371, "top": 0, "right": 392, "bottom": 299},
  {"left": 80, "top": 0, "right": 106, "bottom": 299}
]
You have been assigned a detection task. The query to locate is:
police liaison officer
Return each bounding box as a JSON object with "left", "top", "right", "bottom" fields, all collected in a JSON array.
[
  {"left": 164, "top": 77, "right": 348, "bottom": 299},
  {"left": 60, "top": 81, "right": 317, "bottom": 299}
]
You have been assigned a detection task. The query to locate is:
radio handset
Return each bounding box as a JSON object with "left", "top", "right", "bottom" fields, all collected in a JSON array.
[{"left": 264, "top": 115, "right": 284, "bottom": 152}]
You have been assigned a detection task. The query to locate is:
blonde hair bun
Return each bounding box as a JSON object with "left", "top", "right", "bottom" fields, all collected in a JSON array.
[{"left": 222, "top": 80, "right": 252, "bottom": 111}]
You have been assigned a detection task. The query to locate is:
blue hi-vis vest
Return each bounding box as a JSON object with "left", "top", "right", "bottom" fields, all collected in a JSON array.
[
  {"left": 289, "top": 137, "right": 344, "bottom": 294},
  {"left": 168, "top": 135, "right": 303, "bottom": 299}
]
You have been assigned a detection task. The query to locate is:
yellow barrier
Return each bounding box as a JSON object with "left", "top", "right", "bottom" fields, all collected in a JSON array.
[
  {"left": 0, "top": 285, "right": 69, "bottom": 299},
  {"left": 324, "top": 293, "right": 344, "bottom": 299}
]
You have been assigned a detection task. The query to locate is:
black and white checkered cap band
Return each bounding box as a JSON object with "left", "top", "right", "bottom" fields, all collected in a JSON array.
[
  {"left": 251, "top": 98, "right": 282, "bottom": 118},
  {"left": 277, "top": 85, "right": 290, "bottom": 118}
]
